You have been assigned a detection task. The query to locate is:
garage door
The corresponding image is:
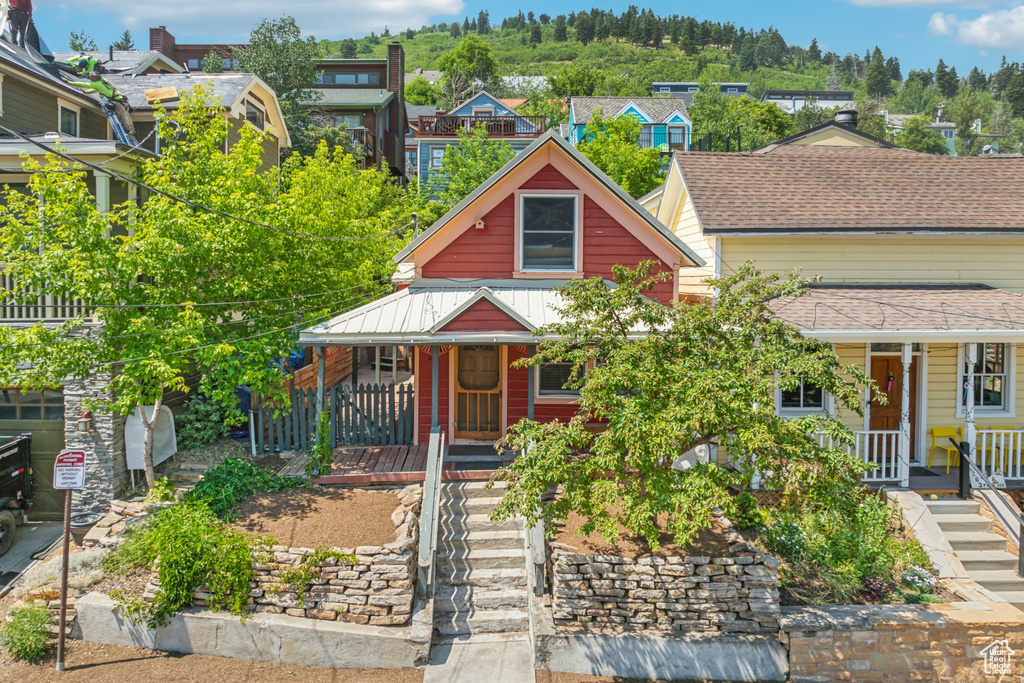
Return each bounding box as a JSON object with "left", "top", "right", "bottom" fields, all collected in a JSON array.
[{"left": 0, "top": 388, "right": 66, "bottom": 520}]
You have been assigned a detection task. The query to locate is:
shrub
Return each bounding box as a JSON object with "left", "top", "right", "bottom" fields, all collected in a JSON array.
[
  {"left": 105, "top": 502, "right": 271, "bottom": 628},
  {"left": 186, "top": 457, "right": 302, "bottom": 520},
  {"left": 176, "top": 396, "right": 229, "bottom": 451},
  {"left": 764, "top": 519, "right": 807, "bottom": 558},
  {"left": 731, "top": 492, "right": 764, "bottom": 530},
  {"left": 1, "top": 605, "right": 51, "bottom": 661},
  {"left": 145, "top": 476, "right": 176, "bottom": 503},
  {"left": 305, "top": 411, "right": 334, "bottom": 477}
]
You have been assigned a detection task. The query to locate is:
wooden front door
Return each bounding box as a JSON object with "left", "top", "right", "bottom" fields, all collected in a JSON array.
[
  {"left": 455, "top": 345, "right": 502, "bottom": 440},
  {"left": 869, "top": 355, "right": 918, "bottom": 453}
]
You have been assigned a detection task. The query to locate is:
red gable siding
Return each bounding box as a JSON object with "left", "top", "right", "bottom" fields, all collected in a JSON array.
[
  {"left": 439, "top": 299, "right": 529, "bottom": 332},
  {"left": 416, "top": 347, "right": 450, "bottom": 444},
  {"left": 421, "top": 195, "right": 515, "bottom": 279},
  {"left": 519, "top": 164, "right": 578, "bottom": 190},
  {"left": 506, "top": 346, "right": 530, "bottom": 426}
]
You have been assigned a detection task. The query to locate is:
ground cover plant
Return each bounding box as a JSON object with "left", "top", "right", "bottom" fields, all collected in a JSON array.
[
  {"left": 186, "top": 457, "right": 303, "bottom": 520},
  {"left": 0, "top": 605, "right": 51, "bottom": 661}
]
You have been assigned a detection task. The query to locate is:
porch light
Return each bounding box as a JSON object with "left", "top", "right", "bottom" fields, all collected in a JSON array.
[{"left": 76, "top": 410, "right": 94, "bottom": 433}]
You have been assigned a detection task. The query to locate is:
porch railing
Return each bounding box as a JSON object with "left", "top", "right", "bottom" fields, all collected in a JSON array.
[
  {"left": 1, "top": 272, "right": 90, "bottom": 321},
  {"left": 816, "top": 429, "right": 902, "bottom": 482},
  {"left": 416, "top": 426, "right": 446, "bottom": 599},
  {"left": 976, "top": 429, "right": 1024, "bottom": 480},
  {"left": 417, "top": 115, "right": 546, "bottom": 137}
]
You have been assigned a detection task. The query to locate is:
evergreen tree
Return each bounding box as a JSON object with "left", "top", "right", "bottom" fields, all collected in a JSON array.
[
  {"left": 462, "top": 17, "right": 470, "bottom": 33},
  {"left": 807, "top": 37, "right": 821, "bottom": 62},
  {"left": 478, "top": 10, "right": 491, "bottom": 34},
  {"left": 340, "top": 38, "right": 358, "bottom": 58},
  {"left": 967, "top": 67, "right": 986, "bottom": 91},
  {"left": 382, "top": 26, "right": 391, "bottom": 37},
  {"left": 404, "top": 28, "right": 415, "bottom": 40},
  {"left": 596, "top": 17, "right": 611, "bottom": 42},
  {"left": 470, "top": 19, "right": 477, "bottom": 32},
  {"left": 886, "top": 56, "right": 901, "bottom": 82},
  {"left": 1005, "top": 72, "right": 1024, "bottom": 118},
  {"left": 827, "top": 63, "right": 840, "bottom": 90},
  {"left": 576, "top": 11, "right": 595, "bottom": 46},
  {"left": 554, "top": 15, "right": 567, "bottom": 42},
  {"left": 112, "top": 29, "right": 135, "bottom": 50},
  {"left": 449, "top": 22, "right": 461, "bottom": 38},
  {"left": 539, "top": 14, "right": 550, "bottom": 25},
  {"left": 530, "top": 21, "right": 542, "bottom": 46},
  {"left": 865, "top": 47, "right": 892, "bottom": 98},
  {"left": 935, "top": 59, "right": 958, "bottom": 99},
  {"left": 739, "top": 36, "right": 756, "bottom": 72}
]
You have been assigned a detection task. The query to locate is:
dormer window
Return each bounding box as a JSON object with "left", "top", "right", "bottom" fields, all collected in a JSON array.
[
  {"left": 520, "top": 194, "right": 577, "bottom": 271},
  {"left": 245, "top": 101, "right": 265, "bottom": 130}
]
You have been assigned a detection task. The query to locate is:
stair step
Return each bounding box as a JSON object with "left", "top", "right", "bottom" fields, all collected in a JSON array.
[
  {"left": 925, "top": 499, "right": 981, "bottom": 515},
  {"left": 168, "top": 472, "right": 204, "bottom": 483},
  {"left": 993, "top": 591, "right": 1024, "bottom": 609},
  {"left": 434, "top": 608, "right": 530, "bottom": 636},
  {"left": 434, "top": 587, "right": 529, "bottom": 612},
  {"left": 440, "top": 496, "right": 506, "bottom": 512},
  {"left": 445, "top": 454, "right": 514, "bottom": 464},
  {"left": 946, "top": 532, "right": 1008, "bottom": 552},
  {"left": 442, "top": 481, "right": 508, "bottom": 499},
  {"left": 933, "top": 514, "right": 993, "bottom": 533},
  {"left": 435, "top": 566, "right": 528, "bottom": 589},
  {"left": 969, "top": 570, "right": 1024, "bottom": 593},
  {"left": 957, "top": 551, "right": 1021, "bottom": 572},
  {"left": 438, "top": 530, "right": 524, "bottom": 550},
  {"left": 176, "top": 460, "right": 212, "bottom": 472},
  {"left": 438, "top": 548, "right": 526, "bottom": 570},
  {"left": 440, "top": 514, "right": 522, "bottom": 532}
]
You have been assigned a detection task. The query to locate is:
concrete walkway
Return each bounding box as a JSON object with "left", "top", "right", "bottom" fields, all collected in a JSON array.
[
  {"left": 0, "top": 521, "right": 62, "bottom": 592},
  {"left": 424, "top": 633, "right": 535, "bottom": 683}
]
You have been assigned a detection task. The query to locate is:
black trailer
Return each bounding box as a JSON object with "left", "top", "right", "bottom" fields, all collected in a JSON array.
[{"left": 0, "top": 433, "right": 32, "bottom": 557}]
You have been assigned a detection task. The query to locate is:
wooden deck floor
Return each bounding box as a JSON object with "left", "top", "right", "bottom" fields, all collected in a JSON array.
[{"left": 277, "top": 444, "right": 505, "bottom": 484}]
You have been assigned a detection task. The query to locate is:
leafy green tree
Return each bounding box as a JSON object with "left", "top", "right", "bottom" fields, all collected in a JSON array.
[
  {"left": 691, "top": 79, "right": 792, "bottom": 150},
  {"left": 112, "top": 29, "right": 135, "bottom": 51},
  {"left": 549, "top": 63, "right": 603, "bottom": 98},
  {"left": 947, "top": 88, "right": 983, "bottom": 156},
  {"left": 554, "top": 15, "right": 568, "bottom": 42},
  {"left": 427, "top": 123, "right": 515, "bottom": 205},
  {"left": 449, "top": 22, "right": 461, "bottom": 38},
  {"left": 437, "top": 35, "right": 498, "bottom": 98},
  {"left": 896, "top": 115, "right": 948, "bottom": 155},
  {"left": 855, "top": 100, "right": 891, "bottom": 141},
  {"left": 492, "top": 263, "right": 871, "bottom": 549},
  {"left": 0, "top": 87, "right": 415, "bottom": 486},
  {"left": 575, "top": 11, "right": 595, "bottom": 46},
  {"left": 235, "top": 16, "right": 323, "bottom": 114},
  {"left": 201, "top": 51, "right": 224, "bottom": 74},
  {"left": 68, "top": 30, "right": 97, "bottom": 52},
  {"left": 577, "top": 111, "right": 664, "bottom": 198},
  {"left": 340, "top": 38, "right": 358, "bottom": 58},
  {"left": 793, "top": 99, "right": 840, "bottom": 131},
  {"left": 865, "top": 47, "right": 892, "bottom": 98},
  {"left": 405, "top": 75, "right": 436, "bottom": 105}
]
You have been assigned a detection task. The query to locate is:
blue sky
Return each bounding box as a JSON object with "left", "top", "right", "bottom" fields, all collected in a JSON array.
[{"left": 32, "top": 0, "right": 1024, "bottom": 73}]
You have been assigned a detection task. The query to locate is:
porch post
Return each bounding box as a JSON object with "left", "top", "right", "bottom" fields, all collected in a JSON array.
[
  {"left": 965, "top": 342, "right": 977, "bottom": 464},
  {"left": 374, "top": 346, "right": 381, "bottom": 385},
  {"left": 392, "top": 345, "right": 398, "bottom": 384},
  {"left": 899, "top": 343, "right": 912, "bottom": 487},
  {"left": 315, "top": 346, "right": 326, "bottom": 420},
  {"left": 527, "top": 345, "right": 535, "bottom": 421},
  {"left": 431, "top": 346, "right": 440, "bottom": 429}
]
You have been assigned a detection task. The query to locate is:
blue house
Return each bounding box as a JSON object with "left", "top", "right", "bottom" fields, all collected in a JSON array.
[
  {"left": 414, "top": 91, "right": 545, "bottom": 185},
  {"left": 568, "top": 97, "right": 691, "bottom": 152}
]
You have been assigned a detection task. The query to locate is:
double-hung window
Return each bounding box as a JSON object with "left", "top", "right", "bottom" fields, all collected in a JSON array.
[
  {"left": 959, "top": 342, "right": 1013, "bottom": 414},
  {"left": 777, "top": 377, "right": 829, "bottom": 416},
  {"left": 537, "top": 362, "right": 580, "bottom": 397},
  {"left": 519, "top": 194, "right": 577, "bottom": 272}
]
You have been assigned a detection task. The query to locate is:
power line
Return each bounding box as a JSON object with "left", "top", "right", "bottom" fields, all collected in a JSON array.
[{"left": 0, "top": 122, "right": 414, "bottom": 244}]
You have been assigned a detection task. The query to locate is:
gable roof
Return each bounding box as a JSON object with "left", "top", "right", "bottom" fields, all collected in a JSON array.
[
  {"left": 394, "top": 130, "right": 704, "bottom": 267},
  {"left": 53, "top": 50, "right": 185, "bottom": 75},
  {"left": 430, "top": 287, "right": 535, "bottom": 332},
  {"left": 571, "top": 97, "right": 690, "bottom": 125},
  {"left": 0, "top": 41, "right": 101, "bottom": 110},
  {"left": 450, "top": 91, "right": 517, "bottom": 116},
  {"left": 673, "top": 145, "right": 1024, "bottom": 234},
  {"left": 761, "top": 120, "right": 895, "bottom": 149}
]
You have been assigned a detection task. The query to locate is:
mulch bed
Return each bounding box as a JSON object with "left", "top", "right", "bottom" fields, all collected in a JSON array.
[
  {"left": 552, "top": 511, "right": 737, "bottom": 559},
  {"left": 230, "top": 487, "right": 399, "bottom": 549}
]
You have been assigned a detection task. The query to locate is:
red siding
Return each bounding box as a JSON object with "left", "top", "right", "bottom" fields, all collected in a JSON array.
[
  {"left": 416, "top": 347, "right": 450, "bottom": 443},
  {"left": 534, "top": 402, "right": 580, "bottom": 423},
  {"left": 519, "top": 164, "right": 578, "bottom": 190},
  {"left": 506, "top": 346, "right": 530, "bottom": 426},
  {"left": 581, "top": 197, "right": 674, "bottom": 304},
  {"left": 440, "top": 299, "right": 528, "bottom": 332},
  {"left": 421, "top": 195, "right": 515, "bottom": 278}
]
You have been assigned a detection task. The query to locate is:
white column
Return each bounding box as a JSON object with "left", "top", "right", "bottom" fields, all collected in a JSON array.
[
  {"left": 94, "top": 172, "right": 110, "bottom": 213},
  {"left": 899, "top": 343, "right": 912, "bottom": 487},
  {"left": 965, "top": 342, "right": 977, "bottom": 465},
  {"left": 127, "top": 183, "right": 138, "bottom": 237}
]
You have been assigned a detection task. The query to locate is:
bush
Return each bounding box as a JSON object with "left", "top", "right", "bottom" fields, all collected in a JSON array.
[
  {"left": 730, "top": 492, "right": 764, "bottom": 530},
  {"left": 145, "top": 476, "right": 176, "bottom": 503},
  {"left": 176, "top": 396, "right": 229, "bottom": 451},
  {"left": 105, "top": 502, "right": 270, "bottom": 628},
  {"left": 186, "top": 457, "right": 302, "bottom": 520},
  {"left": 764, "top": 520, "right": 807, "bottom": 558},
  {"left": 306, "top": 411, "right": 334, "bottom": 477},
  {"left": 1, "top": 605, "right": 51, "bottom": 661}
]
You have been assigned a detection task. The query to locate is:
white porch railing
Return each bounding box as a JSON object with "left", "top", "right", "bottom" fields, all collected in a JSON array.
[
  {"left": 816, "top": 430, "right": 903, "bottom": 482},
  {"left": 976, "top": 429, "right": 1024, "bottom": 480},
  {"left": 1, "top": 272, "right": 90, "bottom": 321}
]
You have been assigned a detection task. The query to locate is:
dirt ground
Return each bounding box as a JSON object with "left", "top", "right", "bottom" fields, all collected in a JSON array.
[
  {"left": 535, "top": 672, "right": 690, "bottom": 683},
  {"left": 231, "top": 487, "right": 399, "bottom": 548},
  {"left": 552, "top": 510, "right": 736, "bottom": 558},
  {"left": 0, "top": 641, "right": 424, "bottom": 682}
]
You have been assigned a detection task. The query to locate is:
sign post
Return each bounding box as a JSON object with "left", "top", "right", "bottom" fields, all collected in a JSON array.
[{"left": 53, "top": 449, "right": 85, "bottom": 673}]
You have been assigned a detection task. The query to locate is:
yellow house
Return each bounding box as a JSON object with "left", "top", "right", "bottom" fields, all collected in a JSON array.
[{"left": 648, "top": 121, "right": 1024, "bottom": 487}]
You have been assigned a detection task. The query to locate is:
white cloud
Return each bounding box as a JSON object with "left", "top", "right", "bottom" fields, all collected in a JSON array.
[
  {"left": 927, "top": 12, "right": 958, "bottom": 35},
  {"left": 951, "top": 5, "right": 1024, "bottom": 49},
  {"left": 36, "top": 0, "right": 465, "bottom": 41}
]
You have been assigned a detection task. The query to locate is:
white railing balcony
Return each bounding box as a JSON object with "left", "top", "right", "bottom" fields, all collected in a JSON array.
[
  {"left": 816, "top": 429, "right": 902, "bottom": 482},
  {"left": 976, "top": 429, "right": 1024, "bottom": 480},
  {"left": 1, "top": 272, "right": 89, "bottom": 322}
]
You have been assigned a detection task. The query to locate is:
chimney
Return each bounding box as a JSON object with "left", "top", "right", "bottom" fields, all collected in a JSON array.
[
  {"left": 149, "top": 26, "right": 176, "bottom": 60},
  {"left": 835, "top": 109, "right": 858, "bottom": 126},
  {"left": 109, "top": 45, "right": 114, "bottom": 61}
]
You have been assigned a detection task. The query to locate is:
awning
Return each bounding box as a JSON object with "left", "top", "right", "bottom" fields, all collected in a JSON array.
[{"left": 769, "top": 284, "right": 1024, "bottom": 342}]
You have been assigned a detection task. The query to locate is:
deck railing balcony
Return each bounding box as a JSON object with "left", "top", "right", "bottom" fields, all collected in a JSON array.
[
  {"left": 417, "top": 115, "right": 546, "bottom": 138},
  {"left": 1, "top": 272, "right": 89, "bottom": 322},
  {"left": 348, "top": 128, "right": 375, "bottom": 155}
]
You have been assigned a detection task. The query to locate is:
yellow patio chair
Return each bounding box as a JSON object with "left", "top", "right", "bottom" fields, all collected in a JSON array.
[{"left": 928, "top": 427, "right": 961, "bottom": 474}]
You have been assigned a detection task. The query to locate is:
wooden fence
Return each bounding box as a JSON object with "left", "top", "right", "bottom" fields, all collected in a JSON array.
[{"left": 251, "top": 382, "right": 415, "bottom": 454}]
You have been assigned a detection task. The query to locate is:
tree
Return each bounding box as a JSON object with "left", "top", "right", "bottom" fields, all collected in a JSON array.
[
  {"left": 575, "top": 11, "right": 596, "bottom": 46},
  {"left": 896, "top": 115, "right": 948, "bottom": 155},
  {"left": 427, "top": 124, "right": 515, "bottom": 205},
  {"left": 935, "top": 59, "right": 959, "bottom": 99},
  {"left": 0, "top": 86, "right": 417, "bottom": 487},
  {"left": 405, "top": 76, "right": 436, "bottom": 105},
  {"left": 111, "top": 30, "right": 135, "bottom": 51},
  {"left": 478, "top": 10, "right": 491, "bottom": 34},
  {"left": 201, "top": 51, "right": 224, "bottom": 74},
  {"left": 827, "top": 63, "right": 841, "bottom": 91},
  {"left": 864, "top": 47, "right": 892, "bottom": 98},
  {"left": 539, "top": 14, "right": 550, "bottom": 25},
  {"left": 967, "top": 67, "right": 987, "bottom": 91},
  {"left": 437, "top": 35, "right": 498, "bottom": 97},
  {"left": 807, "top": 38, "right": 821, "bottom": 62},
  {"left": 690, "top": 79, "right": 792, "bottom": 151},
  {"left": 947, "top": 88, "right": 983, "bottom": 156},
  {"left": 739, "top": 37, "right": 756, "bottom": 72},
  {"left": 549, "top": 63, "right": 603, "bottom": 98},
  {"left": 68, "top": 30, "right": 97, "bottom": 52},
  {"left": 554, "top": 15, "right": 568, "bottom": 42},
  {"left": 462, "top": 17, "right": 470, "bottom": 34},
  {"left": 340, "top": 38, "right": 358, "bottom": 58},
  {"left": 886, "top": 56, "right": 902, "bottom": 83},
  {"left": 855, "top": 100, "right": 891, "bottom": 141},
  {"left": 530, "top": 21, "right": 542, "bottom": 46},
  {"left": 235, "top": 16, "right": 323, "bottom": 115},
  {"left": 449, "top": 22, "right": 461, "bottom": 38},
  {"left": 404, "top": 28, "right": 415, "bottom": 40},
  {"left": 492, "top": 263, "right": 871, "bottom": 549},
  {"left": 576, "top": 111, "right": 664, "bottom": 198}
]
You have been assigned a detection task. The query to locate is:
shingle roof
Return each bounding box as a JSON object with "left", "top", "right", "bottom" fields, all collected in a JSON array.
[
  {"left": 674, "top": 145, "right": 1024, "bottom": 233},
  {"left": 53, "top": 50, "right": 184, "bottom": 74},
  {"left": 571, "top": 97, "right": 689, "bottom": 124},
  {"left": 770, "top": 284, "right": 1024, "bottom": 337},
  {"left": 0, "top": 41, "right": 98, "bottom": 108},
  {"left": 307, "top": 88, "right": 394, "bottom": 107},
  {"left": 106, "top": 72, "right": 254, "bottom": 110}
]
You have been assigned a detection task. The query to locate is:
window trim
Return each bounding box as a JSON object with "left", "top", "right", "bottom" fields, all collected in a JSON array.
[
  {"left": 430, "top": 146, "right": 446, "bottom": 168},
  {"left": 516, "top": 192, "right": 581, "bottom": 275},
  {"left": 535, "top": 361, "right": 584, "bottom": 400},
  {"left": 0, "top": 73, "right": 6, "bottom": 116},
  {"left": 244, "top": 100, "right": 265, "bottom": 131},
  {"left": 956, "top": 342, "right": 1016, "bottom": 418},
  {"left": 57, "top": 98, "right": 80, "bottom": 137},
  {"left": 775, "top": 377, "right": 833, "bottom": 417}
]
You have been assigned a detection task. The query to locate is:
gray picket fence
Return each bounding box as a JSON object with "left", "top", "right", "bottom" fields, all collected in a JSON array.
[{"left": 251, "top": 383, "right": 415, "bottom": 453}]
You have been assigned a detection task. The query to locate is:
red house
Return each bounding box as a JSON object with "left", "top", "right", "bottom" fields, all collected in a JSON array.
[{"left": 299, "top": 131, "right": 704, "bottom": 454}]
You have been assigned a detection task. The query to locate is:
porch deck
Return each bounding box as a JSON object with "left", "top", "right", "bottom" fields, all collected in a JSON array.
[{"left": 277, "top": 444, "right": 510, "bottom": 484}]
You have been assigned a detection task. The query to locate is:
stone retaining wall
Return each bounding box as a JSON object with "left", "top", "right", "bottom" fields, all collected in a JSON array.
[
  {"left": 782, "top": 602, "right": 1024, "bottom": 681},
  {"left": 551, "top": 520, "right": 781, "bottom": 635}
]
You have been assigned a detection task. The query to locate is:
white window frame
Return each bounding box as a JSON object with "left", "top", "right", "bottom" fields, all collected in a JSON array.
[
  {"left": 956, "top": 342, "right": 1016, "bottom": 418},
  {"left": 430, "top": 147, "right": 445, "bottom": 168},
  {"left": 775, "top": 377, "right": 833, "bottom": 417},
  {"left": 517, "top": 193, "right": 580, "bottom": 274},
  {"left": 535, "top": 361, "right": 583, "bottom": 399},
  {"left": 57, "top": 98, "right": 80, "bottom": 137},
  {"left": 471, "top": 105, "right": 495, "bottom": 117}
]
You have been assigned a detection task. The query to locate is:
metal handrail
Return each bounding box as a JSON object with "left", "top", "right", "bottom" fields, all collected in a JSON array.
[
  {"left": 950, "top": 437, "right": 1024, "bottom": 578},
  {"left": 416, "top": 426, "right": 445, "bottom": 599}
]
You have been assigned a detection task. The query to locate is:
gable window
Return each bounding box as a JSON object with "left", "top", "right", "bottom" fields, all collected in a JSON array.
[
  {"left": 537, "top": 362, "right": 580, "bottom": 397},
  {"left": 472, "top": 105, "right": 494, "bottom": 117},
  {"left": 59, "top": 105, "right": 78, "bottom": 136},
  {"left": 959, "top": 343, "right": 1014, "bottom": 415},
  {"left": 520, "top": 194, "right": 577, "bottom": 271},
  {"left": 245, "top": 101, "right": 265, "bottom": 130}
]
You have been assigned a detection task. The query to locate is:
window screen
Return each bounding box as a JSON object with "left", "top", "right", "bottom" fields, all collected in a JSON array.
[{"left": 521, "top": 196, "right": 576, "bottom": 270}]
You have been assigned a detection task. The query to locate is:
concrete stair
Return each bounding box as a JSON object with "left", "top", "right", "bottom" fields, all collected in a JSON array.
[
  {"left": 432, "top": 481, "right": 531, "bottom": 640},
  {"left": 926, "top": 498, "right": 1024, "bottom": 610}
]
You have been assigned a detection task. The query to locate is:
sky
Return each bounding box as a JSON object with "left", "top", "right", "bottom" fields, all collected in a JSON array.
[{"left": 31, "top": 0, "right": 1024, "bottom": 73}]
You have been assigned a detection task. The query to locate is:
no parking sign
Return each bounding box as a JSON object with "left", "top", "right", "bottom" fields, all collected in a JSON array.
[{"left": 53, "top": 450, "right": 86, "bottom": 489}]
